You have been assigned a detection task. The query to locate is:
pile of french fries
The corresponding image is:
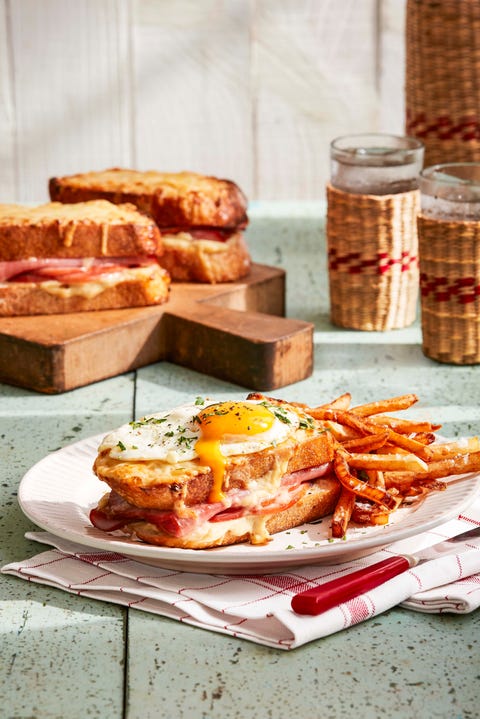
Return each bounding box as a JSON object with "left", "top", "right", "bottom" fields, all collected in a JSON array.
[{"left": 304, "top": 393, "right": 480, "bottom": 538}]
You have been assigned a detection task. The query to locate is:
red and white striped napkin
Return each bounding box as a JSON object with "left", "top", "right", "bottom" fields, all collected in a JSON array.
[{"left": 3, "top": 498, "right": 480, "bottom": 650}]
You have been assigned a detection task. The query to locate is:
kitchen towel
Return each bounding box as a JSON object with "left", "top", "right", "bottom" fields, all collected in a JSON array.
[{"left": 3, "top": 499, "right": 480, "bottom": 650}]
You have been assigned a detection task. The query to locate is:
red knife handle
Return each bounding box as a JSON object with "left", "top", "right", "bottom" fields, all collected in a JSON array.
[{"left": 291, "top": 555, "right": 411, "bottom": 616}]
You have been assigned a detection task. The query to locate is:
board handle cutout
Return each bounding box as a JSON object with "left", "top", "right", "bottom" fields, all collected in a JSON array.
[{"left": 162, "top": 303, "right": 314, "bottom": 390}]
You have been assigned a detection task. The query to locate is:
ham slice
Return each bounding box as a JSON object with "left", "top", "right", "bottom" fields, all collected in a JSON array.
[
  {"left": 0, "top": 256, "right": 159, "bottom": 283},
  {"left": 90, "top": 462, "right": 334, "bottom": 538}
]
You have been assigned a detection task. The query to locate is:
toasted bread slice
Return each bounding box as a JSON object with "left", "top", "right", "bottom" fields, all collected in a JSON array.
[
  {"left": 93, "top": 430, "right": 335, "bottom": 510},
  {"left": 0, "top": 200, "right": 162, "bottom": 260},
  {"left": 49, "top": 168, "right": 248, "bottom": 230},
  {"left": 0, "top": 263, "right": 170, "bottom": 316}
]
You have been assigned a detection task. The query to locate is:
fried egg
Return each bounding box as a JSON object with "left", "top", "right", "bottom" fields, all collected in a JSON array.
[
  {"left": 99, "top": 398, "right": 308, "bottom": 502},
  {"left": 100, "top": 398, "right": 301, "bottom": 465}
]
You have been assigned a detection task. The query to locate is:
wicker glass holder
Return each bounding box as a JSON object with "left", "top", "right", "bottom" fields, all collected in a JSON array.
[
  {"left": 326, "top": 184, "right": 420, "bottom": 331},
  {"left": 418, "top": 216, "right": 480, "bottom": 365},
  {"left": 406, "top": 0, "right": 480, "bottom": 167}
]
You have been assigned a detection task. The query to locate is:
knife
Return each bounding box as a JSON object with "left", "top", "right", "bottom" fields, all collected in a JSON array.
[{"left": 291, "top": 526, "right": 480, "bottom": 616}]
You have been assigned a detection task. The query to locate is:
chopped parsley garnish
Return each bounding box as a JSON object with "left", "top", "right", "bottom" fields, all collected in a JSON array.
[
  {"left": 299, "top": 416, "right": 315, "bottom": 430},
  {"left": 116, "top": 440, "right": 126, "bottom": 451},
  {"left": 195, "top": 396, "right": 205, "bottom": 406},
  {"left": 178, "top": 435, "right": 194, "bottom": 448},
  {"left": 260, "top": 401, "right": 292, "bottom": 424},
  {"left": 165, "top": 431, "right": 175, "bottom": 438},
  {"left": 129, "top": 416, "right": 168, "bottom": 429}
]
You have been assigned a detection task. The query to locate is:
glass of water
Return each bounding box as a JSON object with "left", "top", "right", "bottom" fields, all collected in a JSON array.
[
  {"left": 418, "top": 163, "right": 480, "bottom": 364},
  {"left": 330, "top": 133, "right": 424, "bottom": 195}
]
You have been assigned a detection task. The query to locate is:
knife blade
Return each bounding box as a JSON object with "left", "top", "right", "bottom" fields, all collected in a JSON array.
[{"left": 291, "top": 525, "right": 480, "bottom": 616}]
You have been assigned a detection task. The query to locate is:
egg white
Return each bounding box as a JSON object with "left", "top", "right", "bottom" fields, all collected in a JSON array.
[{"left": 100, "top": 399, "right": 301, "bottom": 463}]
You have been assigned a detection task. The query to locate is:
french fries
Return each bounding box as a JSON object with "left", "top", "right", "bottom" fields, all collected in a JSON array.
[
  {"left": 331, "top": 487, "right": 356, "bottom": 538},
  {"left": 302, "top": 393, "right": 480, "bottom": 538}
]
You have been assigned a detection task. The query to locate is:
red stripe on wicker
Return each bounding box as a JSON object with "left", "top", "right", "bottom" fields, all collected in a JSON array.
[{"left": 329, "top": 249, "right": 418, "bottom": 276}]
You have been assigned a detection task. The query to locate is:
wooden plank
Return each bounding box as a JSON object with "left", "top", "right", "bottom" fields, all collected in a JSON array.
[
  {"left": 253, "top": 0, "right": 379, "bottom": 199},
  {"left": 0, "top": 0, "right": 17, "bottom": 199},
  {"left": 0, "top": 264, "right": 313, "bottom": 393},
  {"left": 7, "top": 0, "right": 132, "bottom": 202},
  {"left": 1, "top": 0, "right": 406, "bottom": 202},
  {"left": 378, "top": 0, "right": 407, "bottom": 133},
  {"left": 132, "top": 0, "right": 253, "bottom": 195}
]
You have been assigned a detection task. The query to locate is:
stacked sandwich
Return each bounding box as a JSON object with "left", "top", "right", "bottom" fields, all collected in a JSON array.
[
  {"left": 90, "top": 395, "right": 339, "bottom": 549},
  {"left": 49, "top": 168, "right": 251, "bottom": 283},
  {"left": 0, "top": 200, "right": 170, "bottom": 316}
]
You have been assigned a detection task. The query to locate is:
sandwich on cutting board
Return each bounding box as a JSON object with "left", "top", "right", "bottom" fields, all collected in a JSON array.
[
  {"left": 0, "top": 200, "right": 170, "bottom": 316},
  {"left": 90, "top": 395, "right": 339, "bottom": 549},
  {"left": 49, "top": 168, "right": 251, "bottom": 283}
]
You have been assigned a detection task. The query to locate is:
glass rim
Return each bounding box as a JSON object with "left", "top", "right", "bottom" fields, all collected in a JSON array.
[
  {"left": 420, "top": 162, "right": 480, "bottom": 185},
  {"left": 331, "top": 133, "right": 424, "bottom": 153},
  {"left": 330, "top": 133, "right": 424, "bottom": 168},
  {"left": 420, "top": 162, "right": 480, "bottom": 202}
]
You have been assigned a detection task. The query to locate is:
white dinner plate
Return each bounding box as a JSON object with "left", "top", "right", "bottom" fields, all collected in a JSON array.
[{"left": 18, "top": 433, "right": 480, "bottom": 574}]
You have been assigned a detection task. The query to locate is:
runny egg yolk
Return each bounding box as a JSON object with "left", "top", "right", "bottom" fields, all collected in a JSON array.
[{"left": 195, "top": 402, "right": 275, "bottom": 502}]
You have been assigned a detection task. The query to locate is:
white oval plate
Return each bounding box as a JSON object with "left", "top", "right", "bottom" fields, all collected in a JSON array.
[{"left": 18, "top": 434, "right": 480, "bottom": 574}]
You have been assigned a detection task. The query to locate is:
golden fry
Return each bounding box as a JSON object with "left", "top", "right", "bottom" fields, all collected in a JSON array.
[
  {"left": 366, "top": 423, "right": 433, "bottom": 459},
  {"left": 333, "top": 452, "right": 398, "bottom": 510},
  {"left": 350, "top": 394, "right": 419, "bottom": 417},
  {"left": 415, "top": 452, "right": 480, "bottom": 479},
  {"left": 308, "top": 408, "right": 374, "bottom": 435},
  {"left": 331, "top": 487, "right": 356, "bottom": 538},
  {"left": 315, "top": 393, "right": 352, "bottom": 411},
  {"left": 364, "top": 469, "right": 385, "bottom": 488},
  {"left": 368, "top": 416, "right": 442, "bottom": 434},
  {"left": 347, "top": 452, "right": 429, "bottom": 473},
  {"left": 301, "top": 392, "right": 478, "bottom": 537},
  {"left": 411, "top": 432, "right": 436, "bottom": 445},
  {"left": 322, "top": 420, "right": 359, "bottom": 441},
  {"left": 427, "top": 437, "right": 480, "bottom": 460},
  {"left": 342, "top": 432, "right": 389, "bottom": 453}
]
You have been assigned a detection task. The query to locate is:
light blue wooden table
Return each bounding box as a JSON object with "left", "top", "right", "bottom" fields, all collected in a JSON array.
[{"left": 2, "top": 203, "right": 479, "bottom": 719}]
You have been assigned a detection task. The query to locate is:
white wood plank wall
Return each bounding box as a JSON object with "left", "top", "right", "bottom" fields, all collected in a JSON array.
[{"left": 0, "top": 0, "right": 406, "bottom": 203}]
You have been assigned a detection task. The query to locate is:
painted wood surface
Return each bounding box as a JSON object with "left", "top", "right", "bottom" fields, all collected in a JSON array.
[
  {"left": 2, "top": 201, "right": 480, "bottom": 718},
  {"left": 0, "top": 0, "right": 406, "bottom": 203}
]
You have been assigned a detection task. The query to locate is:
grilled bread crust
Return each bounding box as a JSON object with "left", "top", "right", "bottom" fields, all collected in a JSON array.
[
  {"left": 0, "top": 200, "right": 163, "bottom": 260},
  {"left": 49, "top": 169, "right": 249, "bottom": 230},
  {"left": 117, "top": 478, "right": 341, "bottom": 549},
  {"left": 158, "top": 232, "right": 250, "bottom": 283},
  {"left": 0, "top": 264, "right": 170, "bottom": 316},
  {"left": 93, "top": 431, "right": 335, "bottom": 510}
]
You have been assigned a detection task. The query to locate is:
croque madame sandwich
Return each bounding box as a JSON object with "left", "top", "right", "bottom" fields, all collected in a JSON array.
[
  {"left": 90, "top": 395, "right": 340, "bottom": 549},
  {"left": 49, "top": 168, "right": 251, "bottom": 283},
  {"left": 0, "top": 200, "right": 170, "bottom": 316}
]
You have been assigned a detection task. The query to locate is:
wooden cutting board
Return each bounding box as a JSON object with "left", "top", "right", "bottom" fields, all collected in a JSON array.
[{"left": 0, "top": 263, "right": 314, "bottom": 394}]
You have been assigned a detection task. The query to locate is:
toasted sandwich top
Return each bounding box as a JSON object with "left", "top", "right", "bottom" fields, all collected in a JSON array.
[
  {"left": 93, "top": 398, "right": 334, "bottom": 509},
  {"left": 0, "top": 200, "right": 162, "bottom": 260},
  {"left": 49, "top": 168, "right": 249, "bottom": 230}
]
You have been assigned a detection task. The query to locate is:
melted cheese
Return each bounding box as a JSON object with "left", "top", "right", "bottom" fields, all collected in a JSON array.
[
  {"left": 162, "top": 233, "right": 231, "bottom": 253},
  {"left": 101, "top": 224, "right": 109, "bottom": 255},
  {"left": 62, "top": 222, "right": 76, "bottom": 247},
  {"left": 38, "top": 265, "right": 153, "bottom": 299},
  {"left": 157, "top": 512, "right": 271, "bottom": 546}
]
